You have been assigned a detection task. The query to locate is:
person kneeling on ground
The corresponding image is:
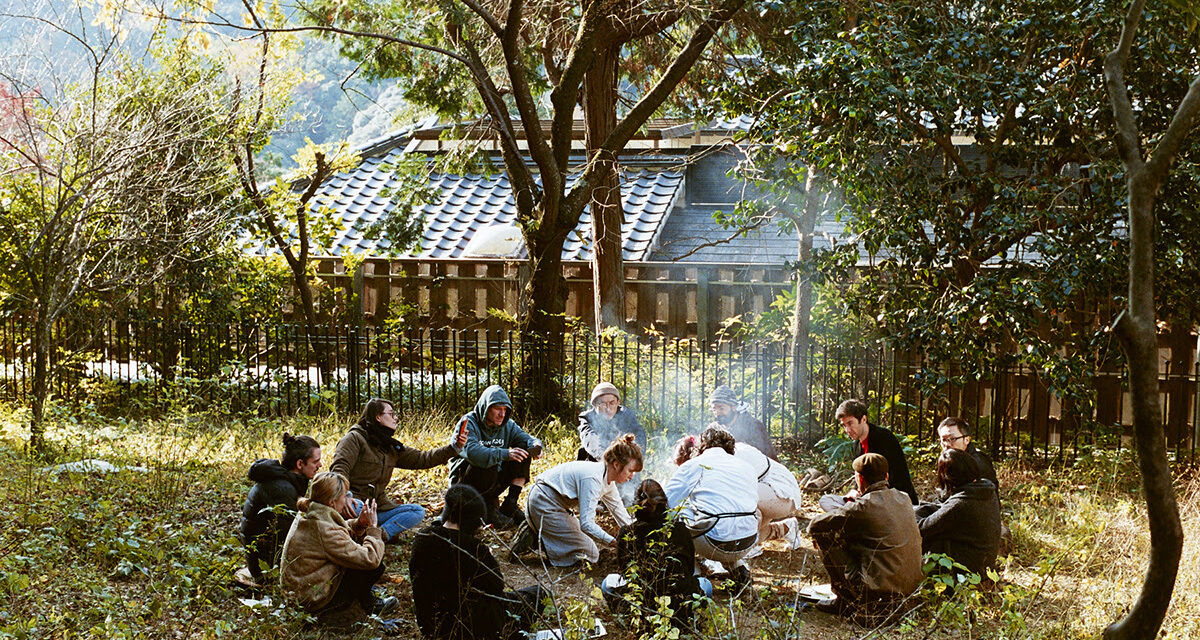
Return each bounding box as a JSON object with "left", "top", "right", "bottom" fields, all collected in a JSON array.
[
  {"left": 807, "top": 453, "right": 923, "bottom": 622},
  {"left": 524, "top": 434, "right": 641, "bottom": 567},
  {"left": 241, "top": 433, "right": 322, "bottom": 583},
  {"left": 664, "top": 426, "right": 760, "bottom": 591},
  {"left": 915, "top": 448, "right": 1002, "bottom": 576},
  {"left": 280, "top": 472, "right": 399, "bottom": 623},
  {"left": 447, "top": 385, "right": 543, "bottom": 529},
  {"left": 330, "top": 398, "right": 468, "bottom": 542},
  {"left": 410, "top": 484, "right": 549, "bottom": 640},
  {"left": 674, "top": 428, "right": 803, "bottom": 556},
  {"left": 601, "top": 479, "right": 712, "bottom": 631}
]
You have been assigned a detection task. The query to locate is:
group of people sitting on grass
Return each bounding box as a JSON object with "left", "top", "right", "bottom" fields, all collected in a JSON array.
[{"left": 238, "top": 385, "right": 1003, "bottom": 636}]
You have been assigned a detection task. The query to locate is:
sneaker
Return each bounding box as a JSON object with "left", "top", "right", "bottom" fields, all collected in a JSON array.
[
  {"left": 780, "top": 517, "right": 804, "bottom": 549},
  {"left": 369, "top": 595, "right": 399, "bottom": 615},
  {"left": 510, "top": 521, "right": 535, "bottom": 555}
]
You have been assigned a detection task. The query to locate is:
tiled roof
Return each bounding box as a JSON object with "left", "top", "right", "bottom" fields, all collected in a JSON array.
[{"left": 248, "top": 146, "right": 684, "bottom": 261}]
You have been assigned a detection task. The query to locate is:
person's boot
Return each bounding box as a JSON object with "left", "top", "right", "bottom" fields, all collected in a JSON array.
[
  {"left": 487, "top": 503, "right": 515, "bottom": 530},
  {"left": 499, "top": 485, "right": 524, "bottom": 525}
]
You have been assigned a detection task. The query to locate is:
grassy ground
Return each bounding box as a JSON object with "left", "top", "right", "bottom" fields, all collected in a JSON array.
[{"left": 0, "top": 403, "right": 1197, "bottom": 640}]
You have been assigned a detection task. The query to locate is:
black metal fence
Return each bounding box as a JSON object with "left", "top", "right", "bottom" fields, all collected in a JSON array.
[{"left": 1, "top": 317, "right": 1197, "bottom": 462}]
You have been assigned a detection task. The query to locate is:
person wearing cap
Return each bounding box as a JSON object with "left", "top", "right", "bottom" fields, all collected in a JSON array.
[
  {"left": 807, "top": 453, "right": 923, "bottom": 619},
  {"left": 708, "top": 385, "right": 778, "bottom": 460},
  {"left": 447, "top": 385, "right": 544, "bottom": 529},
  {"left": 577, "top": 382, "right": 645, "bottom": 504},
  {"left": 820, "top": 399, "right": 917, "bottom": 511},
  {"left": 409, "top": 485, "right": 549, "bottom": 640}
]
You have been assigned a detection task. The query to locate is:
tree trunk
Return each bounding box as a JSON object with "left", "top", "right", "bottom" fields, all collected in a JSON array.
[
  {"left": 1103, "top": 171, "right": 1184, "bottom": 640},
  {"left": 517, "top": 223, "right": 572, "bottom": 416},
  {"left": 290, "top": 265, "right": 333, "bottom": 387},
  {"left": 30, "top": 316, "right": 50, "bottom": 452},
  {"left": 789, "top": 169, "right": 820, "bottom": 440},
  {"left": 584, "top": 43, "right": 626, "bottom": 335}
]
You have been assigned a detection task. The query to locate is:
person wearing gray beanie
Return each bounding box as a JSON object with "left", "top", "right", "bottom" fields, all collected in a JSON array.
[{"left": 707, "top": 385, "right": 778, "bottom": 460}]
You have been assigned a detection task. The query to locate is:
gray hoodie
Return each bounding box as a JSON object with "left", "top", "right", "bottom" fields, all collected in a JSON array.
[{"left": 447, "top": 385, "right": 541, "bottom": 483}]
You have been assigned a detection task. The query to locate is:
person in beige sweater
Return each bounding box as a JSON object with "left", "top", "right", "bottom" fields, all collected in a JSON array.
[{"left": 280, "top": 471, "right": 397, "bottom": 617}]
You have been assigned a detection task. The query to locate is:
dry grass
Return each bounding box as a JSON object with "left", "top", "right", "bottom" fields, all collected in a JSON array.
[{"left": 1, "top": 404, "right": 1198, "bottom": 639}]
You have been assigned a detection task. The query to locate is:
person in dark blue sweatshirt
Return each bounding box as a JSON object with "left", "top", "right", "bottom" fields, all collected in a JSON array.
[
  {"left": 240, "top": 433, "right": 322, "bottom": 581},
  {"left": 447, "top": 385, "right": 543, "bottom": 528}
]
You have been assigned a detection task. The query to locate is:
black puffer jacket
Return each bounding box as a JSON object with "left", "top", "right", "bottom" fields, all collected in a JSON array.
[
  {"left": 240, "top": 459, "right": 308, "bottom": 578},
  {"left": 915, "top": 479, "right": 1002, "bottom": 575}
]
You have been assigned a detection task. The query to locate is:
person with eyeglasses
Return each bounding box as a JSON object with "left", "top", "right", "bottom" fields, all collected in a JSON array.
[
  {"left": 577, "top": 382, "right": 645, "bottom": 504},
  {"left": 936, "top": 417, "right": 998, "bottom": 495},
  {"left": 330, "top": 398, "right": 469, "bottom": 542}
]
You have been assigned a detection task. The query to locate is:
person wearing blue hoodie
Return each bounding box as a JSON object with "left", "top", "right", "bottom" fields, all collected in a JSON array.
[{"left": 448, "top": 385, "right": 543, "bottom": 528}]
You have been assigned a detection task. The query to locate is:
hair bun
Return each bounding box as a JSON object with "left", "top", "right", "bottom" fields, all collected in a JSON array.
[
  {"left": 283, "top": 433, "right": 295, "bottom": 445},
  {"left": 622, "top": 433, "right": 636, "bottom": 444}
]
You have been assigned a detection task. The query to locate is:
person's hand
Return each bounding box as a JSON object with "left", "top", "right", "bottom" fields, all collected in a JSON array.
[
  {"left": 508, "top": 447, "right": 529, "bottom": 462},
  {"left": 454, "top": 418, "right": 469, "bottom": 449},
  {"left": 844, "top": 488, "right": 860, "bottom": 501},
  {"left": 358, "top": 499, "right": 378, "bottom": 529}
]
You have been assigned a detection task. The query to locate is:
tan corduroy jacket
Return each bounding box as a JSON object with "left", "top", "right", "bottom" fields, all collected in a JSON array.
[{"left": 279, "top": 502, "right": 385, "bottom": 610}]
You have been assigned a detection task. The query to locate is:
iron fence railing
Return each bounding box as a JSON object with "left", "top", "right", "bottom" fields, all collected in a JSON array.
[{"left": 1, "top": 317, "right": 1196, "bottom": 462}]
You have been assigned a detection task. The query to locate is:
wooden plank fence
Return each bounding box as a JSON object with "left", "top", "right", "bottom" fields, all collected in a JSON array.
[{"left": 312, "top": 257, "right": 793, "bottom": 341}]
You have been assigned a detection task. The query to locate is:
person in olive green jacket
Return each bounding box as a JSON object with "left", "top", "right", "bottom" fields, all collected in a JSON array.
[
  {"left": 808, "top": 453, "right": 923, "bottom": 620},
  {"left": 330, "top": 398, "right": 467, "bottom": 541}
]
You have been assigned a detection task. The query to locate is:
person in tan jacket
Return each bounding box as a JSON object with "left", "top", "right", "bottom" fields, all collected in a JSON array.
[
  {"left": 280, "top": 471, "right": 397, "bottom": 617},
  {"left": 330, "top": 398, "right": 468, "bottom": 541},
  {"left": 807, "top": 453, "right": 923, "bottom": 620}
]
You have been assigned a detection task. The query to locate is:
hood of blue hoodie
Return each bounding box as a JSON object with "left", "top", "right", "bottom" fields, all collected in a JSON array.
[{"left": 472, "top": 385, "right": 513, "bottom": 433}]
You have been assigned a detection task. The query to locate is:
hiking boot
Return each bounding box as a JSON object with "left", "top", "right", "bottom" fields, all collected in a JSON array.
[
  {"left": 487, "top": 505, "right": 515, "bottom": 530},
  {"left": 369, "top": 595, "right": 399, "bottom": 615}
]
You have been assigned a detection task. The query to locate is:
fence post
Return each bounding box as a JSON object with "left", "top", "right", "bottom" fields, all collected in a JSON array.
[{"left": 348, "top": 263, "right": 365, "bottom": 413}]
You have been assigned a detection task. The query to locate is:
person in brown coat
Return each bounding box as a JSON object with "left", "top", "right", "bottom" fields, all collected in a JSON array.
[
  {"left": 330, "top": 398, "right": 468, "bottom": 541},
  {"left": 808, "top": 453, "right": 923, "bottom": 620},
  {"left": 279, "top": 471, "right": 396, "bottom": 617}
]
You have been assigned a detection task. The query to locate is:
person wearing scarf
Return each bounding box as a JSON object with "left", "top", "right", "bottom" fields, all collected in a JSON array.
[{"left": 330, "top": 398, "right": 467, "bottom": 541}]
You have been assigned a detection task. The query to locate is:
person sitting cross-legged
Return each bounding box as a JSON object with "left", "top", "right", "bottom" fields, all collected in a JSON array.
[
  {"left": 914, "top": 448, "right": 1002, "bottom": 577},
  {"left": 410, "top": 485, "right": 549, "bottom": 640},
  {"left": 819, "top": 399, "right": 918, "bottom": 511},
  {"left": 807, "top": 453, "right": 923, "bottom": 623}
]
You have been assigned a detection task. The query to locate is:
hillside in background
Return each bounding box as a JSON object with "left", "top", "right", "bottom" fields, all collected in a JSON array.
[{"left": 0, "top": 0, "right": 412, "bottom": 174}]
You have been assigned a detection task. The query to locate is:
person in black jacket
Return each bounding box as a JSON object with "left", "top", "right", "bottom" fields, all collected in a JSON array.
[
  {"left": 914, "top": 449, "right": 1002, "bottom": 576},
  {"left": 601, "top": 479, "right": 711, "bottom": 631},
  {"left": 410, "top": 485, "right": 548, "bottom": 640},
  {"left": 240, "top": 433, "right": 322, "bottom": 581},
  {"left": 820, "top": 399, "right": 917, "bottom": 510},
  {"left": 937, "top": 417, "right": 999, "bottom": 494}
]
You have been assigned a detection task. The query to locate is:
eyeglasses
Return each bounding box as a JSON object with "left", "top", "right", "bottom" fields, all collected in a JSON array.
[
  {"left": 939, "top": 434, "right": 967, "bottom": 445},
  {"left": 594, "top": 399, "right": 619, "bottom": 408}
]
